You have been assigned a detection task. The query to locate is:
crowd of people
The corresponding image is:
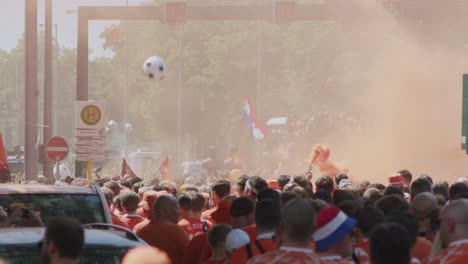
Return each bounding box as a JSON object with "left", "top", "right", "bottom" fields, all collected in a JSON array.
[
  {"left": 3, "top": 168, "right": 468, "bottom": 264},
  {"left": 79, "top": 169, "right": 468, "bottom": 263}
]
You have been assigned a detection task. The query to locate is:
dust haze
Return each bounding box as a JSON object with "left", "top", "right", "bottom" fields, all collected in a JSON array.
[{"left": 321, "top": 0, "right": 468, "bottom": 183}]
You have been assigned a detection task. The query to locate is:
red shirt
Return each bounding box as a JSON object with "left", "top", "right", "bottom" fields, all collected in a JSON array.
[
  {"left": 182, "top": 233, "right": 211, "bottom": 264},
  {"left": 353, "top": 239, "right": 370, "bottom": 264},
  {"left": 230, "top": 233, "right": 277, "bottom": 264},
  {"left": 247, "top": 246, "right": 322, "bottom": 264},
  {"left": 178, "top": 218, "right": 210, "bottom": 240},
  {"left": 120, "top": 214, "right": 144, "bottom": 231},
  {"left": 243, "top": 224, "right": 258, "bottom": 242},
  {"left": 424, "top": 239, "right": 468, "bottom": 264}
]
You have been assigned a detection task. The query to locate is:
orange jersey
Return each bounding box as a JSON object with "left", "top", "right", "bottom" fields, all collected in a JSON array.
[
  {"left": 230, "top": 235, "right": 277, "bottom": 264},
  {"left": 353, "top": 239, "right": 371, "bottom": 264},
  {"left": 135, "top": 221, "right": 189, "bottom": 264},
  {"left": 412, "top": 237, "right": 432, "bottom": 263},
  {"left": 247, "top": 246, "right": 322, "bottom": 264},
  {"left": 120, "top": 214, "right": 144, "bottom": 231},
  {"left": 182, "top": 232, "right": 211, "bottom": 264},
  {"left": 320, "top": 256, "right": 353, "bottom": 264},
  {"left": 424, "top": 239, "right": 468, "bottom": 264},
  {"left": 243, "top": 224, "right": 258, "bottom": 242},
  {"left": 178, "top": 218, "right": 210, "bottom": 240}
]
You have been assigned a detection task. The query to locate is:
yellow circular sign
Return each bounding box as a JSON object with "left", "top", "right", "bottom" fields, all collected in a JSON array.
[{"left": 81, "top": 105, "right": 101, "bottom": 126}]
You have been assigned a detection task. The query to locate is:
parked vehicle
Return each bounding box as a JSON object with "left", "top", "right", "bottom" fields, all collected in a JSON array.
[
  {"left": 0, "top": 184, "right": 111, "bottom": 227},
  {"left": 0, "top": 224, "right": 147, "bottom": 263}
]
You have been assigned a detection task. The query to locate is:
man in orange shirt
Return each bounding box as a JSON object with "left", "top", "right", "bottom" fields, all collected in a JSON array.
[
  {"left": 353, "top": 205, "right": 385, "bottom": 264},
  {"left": 247, "top": 199, "right": 322, "bottom": 264},
  {"left": 136, "top": 194, "right": 189, "bottom": 264},
  {"left": 230, "top": 199, "right": 280, "bottom": 264},
  {"left": 119, "top": 192, "right": 144, "bottom": 230},
  {"left": 179, "top": 192, "right": 211, "bottom": 240},
  {"left": 202, "top": 180, "right": 231, "bottom": 223},
  {"left": 425, "top": 199, "right": 468, "bottom": 264},
  {"left": 101, "top": 187, "right": 125, "bottom": 227}
]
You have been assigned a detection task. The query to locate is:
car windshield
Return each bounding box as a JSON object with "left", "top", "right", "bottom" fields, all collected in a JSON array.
[
  {"left": 0, "top": 194, "right": 106, "bottom": 227},
  {"left": 0, "top": 247, "right": 131, "bottom": 264}
]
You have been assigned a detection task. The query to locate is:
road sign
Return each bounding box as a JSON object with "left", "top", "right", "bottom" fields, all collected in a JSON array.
[
  {"left": 46, "top": 137, "right": 69, "bottom": 162},
  {"left": 76, "top": 101, "right": 106, "bottom": 129},
  {"left": 75, "top": 101, "right": 106, "bottom": 162}
]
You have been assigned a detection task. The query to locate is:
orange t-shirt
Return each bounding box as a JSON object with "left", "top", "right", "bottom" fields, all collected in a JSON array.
[
  {"left": 247, "top": 247, "right": 322, "bottom": 264},
  {"left": 412, "top": 237, "right": 432, "bottom": 263},
  {"left": 178, "top": 218, "right": 209, "bottom": 240},
  {"left": 230, "top": 237, "right": 277, "bottom": 264},
  {"left": 133, "top": 219, "right": 149, "bottom": 233},
  {"left": 424, "top": 239, "right": 468, "bottom": 264},
  {"left": 182, "top": 232, "right": 211, "bottom": 264},
  {"left": 135, "top": 221, "right": 189, "bottom": 264},
  {"left": 137, "top": 207, "right": 151, "bottom": 220},
  {"left": 112, "top": 214, "right": 125, "bottom": 227},
  {"left": 353, "top": 239, "right": 371, "bottom": 264},
  {"left": 243, "top": 224, "right": 258, "bottom": 242},
  {"left": 120, "top": 214, "right": 144, "bottom": 231}
]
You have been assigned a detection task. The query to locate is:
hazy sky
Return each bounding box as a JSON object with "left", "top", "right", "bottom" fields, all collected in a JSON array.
[{"left": 0, "top": 0, "right": 152, "bottom": 58}]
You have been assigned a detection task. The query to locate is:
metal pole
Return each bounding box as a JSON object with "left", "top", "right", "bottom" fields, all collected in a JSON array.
[
  {"left": 124, "top": 0, "right": 129, "bottom": 158},
  {"left": 44, "top": 0, "right": 53, "bottom": 180},
  {"left": 53, "top": 24, "right": 58, "bottom": 136},
  {"left": 25, "top": 0, "right": 38, "bottom": 180},
  {"left": 75, "top": 7, "right": 88, "bottom": 177},
  {"left": 177, "top": 25, "right": 183, "bottom": 177}
]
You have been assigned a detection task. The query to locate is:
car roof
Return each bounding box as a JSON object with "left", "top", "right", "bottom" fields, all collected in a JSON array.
[
  {"left": 0, "top": 184, "right": 97, "bottom": 195},
  {"left": 0, "top": 228, "right": 145, "bottom": 248}
]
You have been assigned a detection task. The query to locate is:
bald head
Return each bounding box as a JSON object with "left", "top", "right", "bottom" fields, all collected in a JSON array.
[
  {"left": 439, "top": 199, "right": 468, "bottom": 248},
  {"left": 411, "top": 192, "right": 438, "bottom": 220},
  {"left": 282, "top": 198, "right": 316, "bottom": 244},
  {"left": 153, "top": 194, "right": 180, "bottom": 223},
  {"left": 122, "top": 246, "right": 171, "bottom": 264}
]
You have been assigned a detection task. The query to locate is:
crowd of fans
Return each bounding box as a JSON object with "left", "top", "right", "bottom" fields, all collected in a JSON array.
[
  {"left": 76, "top": 169, "right": 468, "bottom": 263},
  {"left": 4, "top": 168, "right": 468, "bottom": 264}
]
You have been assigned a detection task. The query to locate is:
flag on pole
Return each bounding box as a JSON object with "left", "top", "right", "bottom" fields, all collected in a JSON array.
[
  {"left": 159, "top": 156, "right": 171, "bottom": 180},
  {"left": 243, "top": 97, "right": 267, "bottom": 141},
  {"left": 0, "top": 132, "right": 9, "bottom": 170},
  {"left": 121, "top": 158, "right": 137, "bottom": 178}
]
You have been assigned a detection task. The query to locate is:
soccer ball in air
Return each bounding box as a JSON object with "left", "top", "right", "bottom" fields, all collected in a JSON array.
[{"left": 143, "top": 56, "right": 165, "bottom": 80}]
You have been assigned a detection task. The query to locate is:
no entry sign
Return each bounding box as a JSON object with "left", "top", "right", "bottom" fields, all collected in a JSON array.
[{"left": 46, "top": 137, "right": 69, "bottom": 162}]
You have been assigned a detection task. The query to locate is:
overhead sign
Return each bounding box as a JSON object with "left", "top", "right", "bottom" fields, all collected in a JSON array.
[
  {"left": 46, "top": 137, "right": 69, "bottom": 162},
  {"left": 75, "top": 101, "right": 106, "bottom": 162}
]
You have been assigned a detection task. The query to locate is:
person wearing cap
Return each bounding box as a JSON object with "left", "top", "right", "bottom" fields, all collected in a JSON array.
[
  {"left": 230, "top": 199, "right": 280, "bottom": 264},
  {"left": 338, "top": 179, "right": 353, "bottom": 190},
  {"left": 122, "top": 246, "right": 171, "bottom": 264},
  {"left": 313, "top": 206, "right": 356, "bottom": 263},
  {"left": 136, "top": 195, "right": 189, "bottom": 264},
  {"left": 425, "top": 199, "right": 468, "bottom": 264},
  {"left": 247, "top": 199, "right": 322, "bottom": 264},
  {"left": 203, "top": 224, "right": 232, "bottom": 264},
  {"left": 388, "top": 173, "right": 411, "bottom": 201},
  {"left": 225, "top": 229, "right": 250, "bottom": 257}
]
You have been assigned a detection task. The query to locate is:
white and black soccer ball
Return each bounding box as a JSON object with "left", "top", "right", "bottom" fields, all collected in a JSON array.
[{"left": 143, "top": 56, "right": 165, "bottom": 80}]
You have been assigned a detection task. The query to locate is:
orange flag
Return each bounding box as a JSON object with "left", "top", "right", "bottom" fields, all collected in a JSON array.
[
  {"left": 0, "top": 132, "right": 8, "bottom": 169},
  {"left": 121, "top": 158, "right": 137, "bottom": 178},
  {"left": 159, "top": 156, "right": 171, "bottom": 180}
]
